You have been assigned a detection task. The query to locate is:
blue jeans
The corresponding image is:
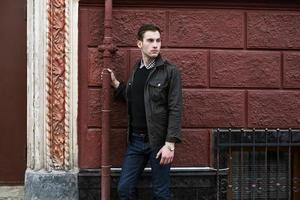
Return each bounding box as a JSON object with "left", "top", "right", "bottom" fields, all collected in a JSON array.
[{"left": 118, "top": 133, "right": 171, "bottom": 200}]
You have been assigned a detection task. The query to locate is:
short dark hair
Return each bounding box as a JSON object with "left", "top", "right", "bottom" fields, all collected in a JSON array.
[{"left": 137, "top": 24, "right": 161, "bottom": 41}]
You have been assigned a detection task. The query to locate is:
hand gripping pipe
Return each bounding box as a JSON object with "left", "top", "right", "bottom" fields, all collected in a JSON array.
[{"left": 100, "top": 0, "right": 114, "bottom": 199}]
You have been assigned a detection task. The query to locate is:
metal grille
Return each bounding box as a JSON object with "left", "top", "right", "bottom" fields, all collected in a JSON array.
[{"left": 214, "top": 129, "right": 300, "bottom": 200}]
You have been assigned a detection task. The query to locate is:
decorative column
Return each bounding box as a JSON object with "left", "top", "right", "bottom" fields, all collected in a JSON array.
[{"left": 25, "top": 0, "right": 79, "bottom": 199}]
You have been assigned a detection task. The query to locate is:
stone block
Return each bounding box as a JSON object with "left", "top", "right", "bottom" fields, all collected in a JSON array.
[
  {"left": 79, "top": 129, "right": 101, "bottom": 168},
  {"left": 162, "top": 50, "right": 208, "bottom": 88},
  {"left": 173, "top": 129, "right": 210, "bottom": 166},
  {"left": 130, "top": 49, "right": 141, "bottom": 69},
  {"left": 113, "top": 10, "right": 167, "bottom": 46},
  {"left": 130, "top": 49, "right": 208, "bottom": 88},
  {"left": 169, "top": 11, "right": 244, "bottom": 48},
  {"left": 25, "top": 169, "right": 78, "bottom": 200},
  {"left": 0, "top": 186, "right": 24, "bottom": 199},
  {"left": 88, "top": 89, "right": 102, "bottom": 127},
  {"left": 211, "top": 50, "right": 281, "bottom": 88},
  {"left": 87, "top": 89, "right": 128, "bottom": 128},
  {"left": 283, "top": 52, "right": 300, "bottom": 88},
  {"left": 110, "top": 129, "right": 127, "bottom": 167},
  {"left": 88, "top": 48, "right": 128, "bottom": 86},
  {"left": 247, "top": 12, "right": 300, "bottom": 49},
  {"left": 248, "top": 91, "right": 300, "bottom": 128},
  {"left": 183, "top": 90, "right": 245, "bottom": 128},
  {"left": 79, "top": 129, "right": 127, "bottom": 168},
  {"left": 88, "top": 8, "right": 104, "bottom": 46}
]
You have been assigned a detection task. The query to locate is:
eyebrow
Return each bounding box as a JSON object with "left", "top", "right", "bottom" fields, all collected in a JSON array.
[{"left": 146, "top": 38, "right": 161, "bottom": 41}]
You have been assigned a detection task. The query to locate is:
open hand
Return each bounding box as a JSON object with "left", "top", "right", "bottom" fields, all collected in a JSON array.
[
  {"left": 156, "top": 145, "right": 174, "bottom": 165},
  {"left": 101, "top": 68, "right": 120, "bottom": 88}
]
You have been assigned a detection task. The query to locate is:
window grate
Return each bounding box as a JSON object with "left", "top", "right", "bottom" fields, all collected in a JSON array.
[{"left": 214, "top": 129, "right": 300, "bottom": 200}]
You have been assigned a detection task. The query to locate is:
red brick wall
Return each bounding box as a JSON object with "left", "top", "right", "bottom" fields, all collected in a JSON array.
[{"left": 78, "top": 5, "right": 300, "bottom": 169}]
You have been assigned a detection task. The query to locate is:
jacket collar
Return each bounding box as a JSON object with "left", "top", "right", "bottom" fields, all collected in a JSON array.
[
  {"left": 134, "top": 54, "right": 165, "bottom": 69},
  {"left": 154, "top": 54, "right": 165, "bottom": 68}
]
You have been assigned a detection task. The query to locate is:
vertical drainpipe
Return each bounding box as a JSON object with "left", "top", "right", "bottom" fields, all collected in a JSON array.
[{"left": 99, "top": 0, "right": 115, "bottom": 199}]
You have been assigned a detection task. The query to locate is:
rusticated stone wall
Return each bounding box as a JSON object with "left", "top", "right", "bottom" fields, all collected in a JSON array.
[{"left": 78, "top": 5, "right": 300, "bottom": 169}]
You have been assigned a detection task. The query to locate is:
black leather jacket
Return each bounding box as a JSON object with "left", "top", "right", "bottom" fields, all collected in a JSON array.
[{"left": 115, "top": 54, "right": 183, "bottom": 147}]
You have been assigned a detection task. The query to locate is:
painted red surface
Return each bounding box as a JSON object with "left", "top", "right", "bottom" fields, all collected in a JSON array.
[
  {"left": 78, "top": 3, "right": 300, "bottom": 168},
  {"left": 0, "top": 0, "right": 26, "bottom": 183}
]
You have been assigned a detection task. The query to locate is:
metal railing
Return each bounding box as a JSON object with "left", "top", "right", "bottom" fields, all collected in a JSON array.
[{"left": 214, "top": 128, "right": 300, "bottom": 200}]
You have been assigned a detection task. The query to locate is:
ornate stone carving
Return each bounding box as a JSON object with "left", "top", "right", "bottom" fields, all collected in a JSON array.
[{"left": 47, "top": 0, "right": 68, "bottom": 170}]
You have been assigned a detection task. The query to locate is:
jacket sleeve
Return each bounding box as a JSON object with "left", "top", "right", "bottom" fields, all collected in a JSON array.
[
  {"left": 166, "top": 67, "right": 183, "bottom": 143},
  {"left": 114, "top": 81, "right": 127, "bottom": 102}
]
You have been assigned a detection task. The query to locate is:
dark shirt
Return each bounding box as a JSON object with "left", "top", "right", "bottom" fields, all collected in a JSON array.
[{"left": 130, "top": 66, "right": 152, "bottom": 132}]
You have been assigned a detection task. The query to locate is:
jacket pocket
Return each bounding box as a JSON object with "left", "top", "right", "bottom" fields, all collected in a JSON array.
[{"left": 148, "top": 80, "right": 167, "bottom": 102}]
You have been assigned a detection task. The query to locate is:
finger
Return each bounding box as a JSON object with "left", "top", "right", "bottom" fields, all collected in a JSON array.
[
  {"left": 159, "top": 156, "right": 164, "bottom": 164},
  {"left": 101, "top": 69, "right": 107, "bottom": 77},
  {"left": 102, "top": 68, "right": 111, "bottom": 74},
  {"left": 166, "top": 157, "right": 171, "bottom": 165},
  {"left": 160, "top": 157, "right": 165, "bottom": 165},
  {"left": 161, "top": 156, "right": 168, "bottom": 165},
  {"left": 162, "top": 158, "right": 168, "bottom": 165},
  {"left": 165, "top": 158, "right": 170, "bottom": 165},
  {"left": 156, "top": 150, "right": 162, "bottom": 159},
  {"left": 167, "top": 155, "right": 174, "bottom": 164}
]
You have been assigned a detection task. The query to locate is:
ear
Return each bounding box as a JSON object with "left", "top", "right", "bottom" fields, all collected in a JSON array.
[{"left": 137, "top": 40, "right": 142, "bottom": 49}]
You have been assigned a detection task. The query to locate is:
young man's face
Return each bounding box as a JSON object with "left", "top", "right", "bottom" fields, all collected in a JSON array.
[{"left": 137, "top": 30, "right": 161, "bottom": 59}]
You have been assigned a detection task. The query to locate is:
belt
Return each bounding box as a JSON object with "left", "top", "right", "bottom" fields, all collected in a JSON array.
[
  {"left": 132, "top": 128, "right": 148, "bottom": 135},
  {"left": 131, "top": 130, "right": 149, "bottom": 142}
]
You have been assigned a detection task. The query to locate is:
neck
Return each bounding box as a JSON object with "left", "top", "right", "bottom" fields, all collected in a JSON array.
[{"left": 142, "top": 54, "right": 154, "bottom": 66}]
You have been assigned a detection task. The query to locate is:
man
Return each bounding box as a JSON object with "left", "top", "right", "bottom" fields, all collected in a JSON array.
[{"left": 106, "top": 24, "right": 182, "bottom": 200}]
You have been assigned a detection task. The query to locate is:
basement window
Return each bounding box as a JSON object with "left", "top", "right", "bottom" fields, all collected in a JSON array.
[{"left": 214, "top": 129, "right": 300, "bottom": 200}]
